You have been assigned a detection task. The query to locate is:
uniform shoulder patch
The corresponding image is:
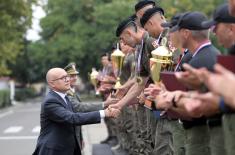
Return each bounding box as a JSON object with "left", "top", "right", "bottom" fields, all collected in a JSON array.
[{"left": 152, "top": 39, "right": 159, "bottom": 49}]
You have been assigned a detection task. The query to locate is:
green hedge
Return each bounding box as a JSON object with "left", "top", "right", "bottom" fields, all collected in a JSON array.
[
  {"left": 0, "top": 90, "right": 11, "bottom": 108},
  {"left": 15, "top": 87, "right": 37, "bottom": 101}
]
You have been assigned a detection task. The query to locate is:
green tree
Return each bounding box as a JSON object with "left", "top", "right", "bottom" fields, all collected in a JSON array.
[
  {"left": 27, "top": 0, "right": 137, "bottom": 82},
  {"left": 158, "top": 0, "right": 226, "bottom": 53},
  {"left": 0, "top": 0, "right": 34, "bottom": 76},
  {"left": 26, "top": 0, "right": 226, "bottom": 83}
]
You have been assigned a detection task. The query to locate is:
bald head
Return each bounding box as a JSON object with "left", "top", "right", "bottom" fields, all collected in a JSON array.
[
  {"left": 46, "top": 68, "right": 66, "bottom": 83},
  {"left": 46, "top": 68, "right": 70, "bottom": 93}
]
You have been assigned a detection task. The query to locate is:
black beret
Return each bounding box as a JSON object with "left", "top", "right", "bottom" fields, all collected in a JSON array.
[
  {"left": 140, "top": 7, "right": 165, "bottom": 27},
  {"left": 135, "top": 0, "right": 156, "bottom": 12},
  {"left": 116, "top": 16, "right": 136, "bottom": 37},
  {"left": 129, "top": 14, "right": 137, "bottom": 21}
]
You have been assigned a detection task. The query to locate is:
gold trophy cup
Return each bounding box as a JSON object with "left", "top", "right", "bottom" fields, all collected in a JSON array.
[
  {"left": 145, "top": 29, "right": 174, "bottom": 109},
  {"left": 150, "top": 46, "right": 173, "bottom": 83},
  {"left": 89, "top": 68, "right": 99, "bottom": 95},
  {"left": 111, "top": 43, "right": 125, "bottom": 89}
]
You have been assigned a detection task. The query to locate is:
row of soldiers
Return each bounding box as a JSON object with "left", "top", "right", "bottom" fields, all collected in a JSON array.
[{"left": 90, "top": 0, "right": 235, "bottom": 155}]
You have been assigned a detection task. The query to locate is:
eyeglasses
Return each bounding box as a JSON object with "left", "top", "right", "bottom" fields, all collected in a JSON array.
[{"left": 52, "top": 75, "right": 70, "bottom": 82}]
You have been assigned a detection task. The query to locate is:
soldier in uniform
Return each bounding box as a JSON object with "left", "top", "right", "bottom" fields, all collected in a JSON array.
[
  {"left": 176, "top": 4, "right": 235, "bottom": 155},
  {"left": 112, "top": 39, "right": 136, "bottom": 154},
  {"left": 113, "top": 12, "right": 159, "bottom": 154},
  {"left": 168, "top": 12, "right": 220, "bottom": 155},
  {"left": 140, "top": 7, "right": 176, "bottom": 155},
  {"left": 161, "top": 13, "right": 192, "bottom": 155},
  {"left": 144, "top": 12, "right": 220, "bottom": 155},
  {"left": 64, "top": 62, "right": 119, "bottom": 151},
  {"left": 135, "top": 0, "right": 156, "bottom": 26},
  {"left": 96, "top": 53, "right": 120, "bottom": 147}
]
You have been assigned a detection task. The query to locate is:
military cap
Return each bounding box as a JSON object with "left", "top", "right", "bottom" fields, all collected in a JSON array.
[
  {"left": 64, "top": 62, "right": 79, "bottom": 75},
  {"left": 201, "top": 4, "right": 235, "bottom": 29},
  {"left": 161, "top": 13, "right": 183, "bottom": 28},
  {"left": 116, "top": 16, "right": 136, "bottom": 37},
  {"left": 140, "top": 7, "right": 165, "bottom": 27},
  {"left": 135, "top": 0, "right": 156, "bottom": 12},
  {"left": 171, "top": 11, "right": 208, "bottom": 32}
]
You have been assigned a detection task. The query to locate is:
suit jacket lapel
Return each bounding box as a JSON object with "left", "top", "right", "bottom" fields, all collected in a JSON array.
[{"left": 49, "top": 90, "right": 68, "bottom": 108}]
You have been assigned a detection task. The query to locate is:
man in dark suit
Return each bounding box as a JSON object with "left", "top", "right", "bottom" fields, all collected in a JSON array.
[
  {"left": 64, "top": 62, "right": 119, "bottom": 151},
  {"left": 33, "top": 68, "right": 120, "bottom": 155}
]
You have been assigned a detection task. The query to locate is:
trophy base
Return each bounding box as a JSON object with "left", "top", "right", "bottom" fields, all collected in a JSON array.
[
  {"left": 114, "top": 85, "right": 122, "bottom": 89},
  {"left": 114, "top": 78, "right": 122, "bottom": 89}
]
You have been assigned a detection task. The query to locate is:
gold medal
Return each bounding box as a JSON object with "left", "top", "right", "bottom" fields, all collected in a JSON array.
[{"left": 136, "top": 76, "right": 143, "bottom": 85}]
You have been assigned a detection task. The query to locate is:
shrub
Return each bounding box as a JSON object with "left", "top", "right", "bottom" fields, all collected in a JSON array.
[
  {"left": 15, "top": 87, "right": 37, "bottom": 101},
  {"left": 0, "top": 90, "right": 11, "bottom": 108}
]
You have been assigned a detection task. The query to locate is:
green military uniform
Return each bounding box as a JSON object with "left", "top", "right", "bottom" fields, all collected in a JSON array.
[
  {"left": 142, "top": 32, "right": 175, "bottom": 155},
  {"left": 207, "top": 114, "right": 226, "bottom": 155},
  {"left": 99, "top": 62, "right": 119, "bottom": 145},
  {"left": 64, "top": 63, "right": 104, "bottom": 150},
  {"left": 136, "top": 32, "right": 160, "bottom": 154},
  {"left": 120, "top": 53, "right": 135, "bottom": 85},
  {"left": 223, "top": 113, "right": 235, "bottom": 155},
  {"left": 114, "top": 52, "right": 136, "bottom": 153},
  {"left": 127, "top": 49, "right": 145, "bottom": 155},
  {"left": 170, "top": 120, "right": 185, "bottom": 155}
]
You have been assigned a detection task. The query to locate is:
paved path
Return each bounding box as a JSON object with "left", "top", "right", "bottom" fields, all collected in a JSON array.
[{"left": 0, "top": 99, "right": 112, "bottom": 155}]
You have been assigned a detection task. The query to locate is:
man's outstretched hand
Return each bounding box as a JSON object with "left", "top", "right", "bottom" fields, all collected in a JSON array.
[{"left": 104, "top": 106, "right": 121, "bottom": 118}]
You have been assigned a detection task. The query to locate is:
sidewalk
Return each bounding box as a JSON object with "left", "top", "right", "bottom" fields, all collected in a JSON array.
[{"left": 82, "top": 119, "right": 109, "bottom": 155}]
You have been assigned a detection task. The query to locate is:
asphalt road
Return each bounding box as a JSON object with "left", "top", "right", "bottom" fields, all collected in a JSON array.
[
  {"left": 0, "top": 99, "right": 109, "bottom": 155},
  {"left": 0, "top": 101, "right": 40, "bottom": 155}
]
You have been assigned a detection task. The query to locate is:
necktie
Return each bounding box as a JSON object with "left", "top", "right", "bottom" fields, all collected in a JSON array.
[{"left": 65, "top": 96, "right": 73, "bottom": 111}]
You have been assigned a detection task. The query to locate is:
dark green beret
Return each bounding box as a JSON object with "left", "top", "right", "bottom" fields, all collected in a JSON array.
[
  {"left": 116, "top": 16, "right": 136, "bottom": 37},
  {"left": 140, "top": 7, "right": 165, "bottom": 27},
  {"left": 135, "top": 0, "right": 155, "bottom": 12}
]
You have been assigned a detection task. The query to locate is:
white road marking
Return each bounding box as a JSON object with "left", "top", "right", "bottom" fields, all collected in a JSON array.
[
  {"left": 16, "top": 108, "right": 40, "bottom": 113},
  {"left": 0, "top": 110, "right": 14, "bottom": 119},
  {"left": 32, "top": 126, "right": 40, "bottom": 133},
  {"left": 4, "top": 126, "right": 23, "bottom": 134},
  {"left": 0, "top": 136, "right": 37, "bottom": 140}
]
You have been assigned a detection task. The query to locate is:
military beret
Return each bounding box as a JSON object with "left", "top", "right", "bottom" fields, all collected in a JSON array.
[
  {"left": 64, "top": 62, "right": 79, "bottom": 75},
  {"left": 140, "top": 7, "right": 165, "bottom": 27},
  {"left": 135, "top": 0, "right": 156, "bottom": 12},
  {"left": 129, "top": 14, "right": 137, "bottom": 21},
  {"left": 116, "top": 16, "right": 136, "bottom": 37}
]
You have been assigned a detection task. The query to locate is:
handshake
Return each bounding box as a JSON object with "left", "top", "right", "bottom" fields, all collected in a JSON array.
[{"left": 104, "top": 106, "right": 121, "bottom": 118}]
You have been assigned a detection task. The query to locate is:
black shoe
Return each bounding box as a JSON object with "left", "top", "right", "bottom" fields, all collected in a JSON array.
[
  {"left": 107, "top": 136, "right": 118, "bottom": 147},
  {"left": 100, "top": 136, "right": 112, "bottom": 144},
  {"left": 112, "top": 145, "right": 128, "bottom": 155}
]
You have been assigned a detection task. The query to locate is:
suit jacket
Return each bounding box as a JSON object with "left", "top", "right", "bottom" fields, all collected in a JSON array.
[{"left": 33, "top": 90, "right": 101, "bottom": 155}]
